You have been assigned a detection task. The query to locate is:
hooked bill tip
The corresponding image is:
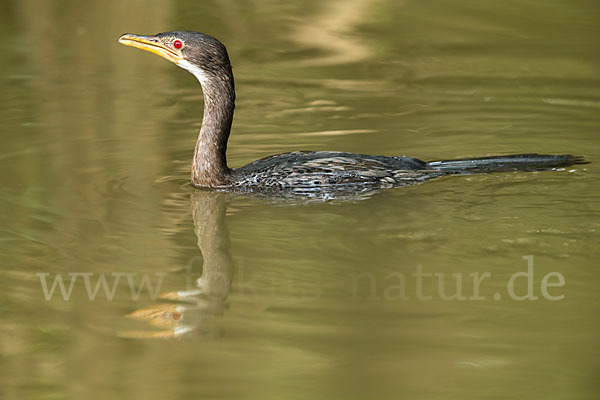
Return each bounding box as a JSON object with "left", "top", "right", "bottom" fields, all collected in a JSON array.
[{"left": 118, "top": 33, "right": 134, "bottom": 44}]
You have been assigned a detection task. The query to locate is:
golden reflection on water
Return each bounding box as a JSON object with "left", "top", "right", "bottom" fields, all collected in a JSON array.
[{"left": 290, "top": 0, "right": 375, "bottom": 66}]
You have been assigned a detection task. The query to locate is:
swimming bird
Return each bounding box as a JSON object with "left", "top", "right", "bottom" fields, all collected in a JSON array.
[{"left": 118, "top": 31, "right": 585, "bottom": 195}]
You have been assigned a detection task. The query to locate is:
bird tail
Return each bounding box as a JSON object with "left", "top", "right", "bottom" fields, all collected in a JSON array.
[{"left": 426, "top": 153, "right": 587, "bottom": 173}]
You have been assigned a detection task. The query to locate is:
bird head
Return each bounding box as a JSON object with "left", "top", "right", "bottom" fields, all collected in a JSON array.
[{"left": 118, "top": 31, "right": 232, "bottom": 84}]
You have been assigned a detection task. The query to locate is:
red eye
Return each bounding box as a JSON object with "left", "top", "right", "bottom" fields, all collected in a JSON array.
[{"left": 173, "top": 39, "right": 183, "bottom": 49}]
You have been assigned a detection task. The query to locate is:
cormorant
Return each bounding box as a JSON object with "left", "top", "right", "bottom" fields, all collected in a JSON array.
[{"left": 118, "top": 31, "right": 586, "bottom": 195}]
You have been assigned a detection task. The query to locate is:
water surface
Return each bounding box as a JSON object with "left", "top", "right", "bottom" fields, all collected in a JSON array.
[{"left": 0, "top": 0, "right": 599, "bottom": 399}]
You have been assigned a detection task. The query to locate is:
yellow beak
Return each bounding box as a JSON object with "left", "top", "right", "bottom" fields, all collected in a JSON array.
[{"left": 118, "top": 33, "right": 183, "bottom": 63}]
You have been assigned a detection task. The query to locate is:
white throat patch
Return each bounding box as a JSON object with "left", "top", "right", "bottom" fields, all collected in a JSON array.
[{"left": 177, "top": 59, "right": 208, "bottom": 85}]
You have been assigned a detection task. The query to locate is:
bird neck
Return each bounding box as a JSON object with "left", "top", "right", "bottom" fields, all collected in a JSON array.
[{"left": 191, "top": 71, "right": 235, "bottom": 187}]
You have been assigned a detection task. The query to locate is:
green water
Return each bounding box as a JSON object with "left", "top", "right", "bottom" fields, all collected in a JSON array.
[{"left": 1, "top": 0, "right": 599, "bottom": 399}]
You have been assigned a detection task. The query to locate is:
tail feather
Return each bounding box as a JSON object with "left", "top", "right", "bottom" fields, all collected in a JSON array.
[{"left": 427, "top": 153, "right": 587, "bottom": 173}]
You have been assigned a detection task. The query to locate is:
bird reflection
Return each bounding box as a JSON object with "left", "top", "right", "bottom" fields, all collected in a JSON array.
[{"left": 123, "top": 190, "right": 234, "bottom": 338}]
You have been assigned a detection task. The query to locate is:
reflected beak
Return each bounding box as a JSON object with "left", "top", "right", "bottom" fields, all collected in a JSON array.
[{"left": 118, "top": 33, "right": 183, "bottom": 63}]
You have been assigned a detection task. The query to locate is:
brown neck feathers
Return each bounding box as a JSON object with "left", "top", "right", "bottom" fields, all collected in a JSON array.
[{"left": 191, "top": 73, "right": 235, "bottom": 187}]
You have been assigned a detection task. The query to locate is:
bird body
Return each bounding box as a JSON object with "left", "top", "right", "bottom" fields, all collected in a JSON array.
[
  {"left": 118, "top": 31, "right": 586, "bottom": 196},
  {"left": 229, "top": 151, "right": 438, "bottom": 192}
]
